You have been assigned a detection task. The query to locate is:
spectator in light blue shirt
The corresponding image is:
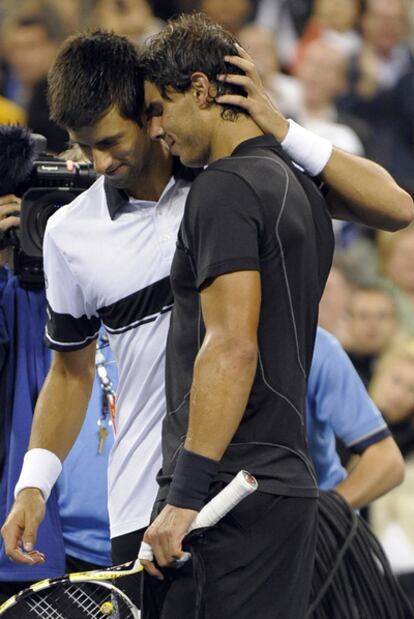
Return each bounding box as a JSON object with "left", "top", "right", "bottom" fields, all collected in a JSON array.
[{"left": 307, "top": 327, "right": 404, "bottom": 508}]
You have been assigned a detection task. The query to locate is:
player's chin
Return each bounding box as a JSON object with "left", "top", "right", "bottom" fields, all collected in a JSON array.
[
  {"left": 104, "top": 173, "right": 130, "bottom": 189},
  {"left": 179, "top": 153, "right": 205, "bottom": 168}
]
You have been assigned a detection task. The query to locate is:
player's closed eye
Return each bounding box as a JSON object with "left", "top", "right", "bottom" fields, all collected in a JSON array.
[{"left": 146, "top": 102, "right": 163, "bottom": 118}]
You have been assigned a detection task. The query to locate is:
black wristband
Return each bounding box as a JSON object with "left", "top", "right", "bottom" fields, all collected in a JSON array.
[{"left": 167, "top": 448, "right": 219, "bottom": 511}]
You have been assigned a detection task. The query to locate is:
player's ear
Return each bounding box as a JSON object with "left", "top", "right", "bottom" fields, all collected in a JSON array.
[{"left": 190, "top": 72, "right": 215, "bottom": 108}]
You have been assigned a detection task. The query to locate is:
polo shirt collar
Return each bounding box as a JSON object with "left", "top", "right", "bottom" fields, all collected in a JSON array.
[
  {"left": 231, "top": 134, "right": 297, "bottom": 171},
  {"left": 104, "top": 174, "right": 178, "bottom": 219},
  {"left": 231, "top": 134, "right": 281, "bottom": 156},
  {"left": 104, "top": 178, "right": 130, "bottom": 220},
  {"left": 103, "top": 160, "right": 199, "bottom": 220}
]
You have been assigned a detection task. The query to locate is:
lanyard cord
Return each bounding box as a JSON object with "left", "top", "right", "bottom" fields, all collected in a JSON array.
[{"left": 96, "top": 334, "right": 117, "bottom": 434}]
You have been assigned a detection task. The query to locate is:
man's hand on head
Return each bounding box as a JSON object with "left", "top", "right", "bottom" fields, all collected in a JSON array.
[
  {"left": 140, "top": 504, "right": 198, "bottom": 580},
  {"left": 215, "top": 45, "right": 289, "bottom": 142}
]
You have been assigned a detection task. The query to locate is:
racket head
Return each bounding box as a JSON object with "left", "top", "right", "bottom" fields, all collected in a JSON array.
[
  {"left": 0, "top": 578, "right": 140, "bottom": 618},
  {"left": 68, "top": 559, "right": 142, "bottom": 582}
]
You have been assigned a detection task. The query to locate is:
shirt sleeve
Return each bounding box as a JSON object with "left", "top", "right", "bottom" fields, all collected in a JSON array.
[
  {"left": 312, "top": 332, "right": 390, "bottom": 452},
  {"left": 43, "top": 224, "right": 100, "bottom": 351},
  {"left": 181, "top": 168, "right": 264, "bottom": 290}
]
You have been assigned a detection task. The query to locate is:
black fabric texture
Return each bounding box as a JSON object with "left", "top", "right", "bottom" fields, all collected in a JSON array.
[
  {"left": 160, "top": 134, "right": 334, "bottom": 500},
  {"left": 45, "top": 301, "right": 100, "bottom": 351},
  {"left": 143, "top": 491, "right": 318, "bottom": 619},
  {"left": 98, "top": 277, "right": 173, "bottom": 334}
]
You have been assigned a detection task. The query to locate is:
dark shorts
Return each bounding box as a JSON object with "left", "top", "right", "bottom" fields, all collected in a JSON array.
[
  {"left": 143, "top": 492, "right": 318, "bottom": 619},
  {"left": 111, "top": 527, "right": 146, "bottom": 609}
]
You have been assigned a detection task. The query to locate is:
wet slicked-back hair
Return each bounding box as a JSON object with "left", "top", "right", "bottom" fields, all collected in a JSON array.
[
  {"left": 143, "top": 12, "right": 248, "bottom": 121},
  {"left": 48, "top": 30, "right": 145, "bottom": 130}
]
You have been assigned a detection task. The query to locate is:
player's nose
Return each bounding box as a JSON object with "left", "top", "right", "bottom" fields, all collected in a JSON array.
[
  {"left": 148, "top": 116, "right": 165, "bottom": 141},
  {"left": 92, "top": 150, "right": 113, "bottom": 176}
]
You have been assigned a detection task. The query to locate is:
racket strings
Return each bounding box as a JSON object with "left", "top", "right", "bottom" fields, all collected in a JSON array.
[
  {"left": 27, "top": 593, "right": 67, "bottom": 619},
  {"left": 65, "top": 584, "right": 110, "bottom": 618},
  {"left": 1, "top": 582, "right": 134, "bottom": 618}
]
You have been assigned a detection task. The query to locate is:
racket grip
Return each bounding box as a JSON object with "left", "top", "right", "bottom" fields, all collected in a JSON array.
[
  {"left": 188, "top": 470, "right": 258, "bottom": 531},
  {"left": 138, "top": 471, "right": 258, "bottom": 565}
]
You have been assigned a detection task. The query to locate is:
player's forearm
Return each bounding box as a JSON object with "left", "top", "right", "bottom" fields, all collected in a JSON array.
[
  {"left": 322, "top": 149, "right": 414, "bottom": 231},
  {"left": 29, "top": 359, "right": 95, "bottom": 461},
  {"left": 335, "top": 437, "right": 405, "bottom": 508},
  {"left": 218, "top": 51, "right": 414, "bottom": 231},
  {"left": 269, "top": 117, "right": 413, "bottom": 231},
  {"left": 6, "top": 350, "right": 95, "bottom": 557},
  {"left": 185, "top": 335, "right": 258, "bottom": 461},
  {"left": 262, "top": 110, "right": 414, "bottom": 231}
]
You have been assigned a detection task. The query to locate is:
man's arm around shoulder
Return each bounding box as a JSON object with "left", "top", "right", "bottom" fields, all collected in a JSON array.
[{"left": 215, "top": 49, "right": 414, "bottom": 232}]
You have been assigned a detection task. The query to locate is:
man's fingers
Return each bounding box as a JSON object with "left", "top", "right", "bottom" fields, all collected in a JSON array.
[
  {"left": 0, "top": 200, "right": 21, "bottom": 232},
  {"left": 234, "top": 43, "right": 255, "bottom": 63},
  {"left": 224, "top": 53, "right": 254, "bottom": 74},
  {"left": 0, "top": 216, "right": 20, "bottom": 232},
  {"left": 0, "top": 203, "right": 21, "bottom": 217},
  {"left": 148, "top": 537, "right": 170, "bottom": 567},
  {"left": 3, "top": 539, "right": 45, "bottom": 564},
  {"left": 218, "top": 72, "right": 253, "bottom": 90},
  {"left": 1, "top": 516, "right": 22, "bottom": 555},
  {"left": 151, "top": 537, "right": 186, "bottom": 567},
  {"left": 216, "top": 94, "right": 252, "bottom": 111},
  {"left": 19, "top": 499, "right": 43, "bottom": 552},
  {"left": 27, "top": 549, "right": 45, "bottom": 561},
  {"left": 0, "top": 195, "right": 21, "bottom": 208},
  {"left": 17, "top": 548, "right": 45, "bottom": 563},
  {"left": 145, "top": 527, "right": 184, "bottom": 567},
  {"left": 1, "top": 491, "right": 46, "bottom": 565},
  {"left": 140, "top": 559, "right": 164, "bottom": 580},
  {"left": 223, "top": 52, "right": 263, "bottom": 88},
  {"left": 8, "top": 548, "right": 45, "bottom": 564},
  {"left": 22, "top": 524, "right": 38, "bottom": 553},
  {"left": 143, "top": 504, "right": 197, "bottom": 570}
]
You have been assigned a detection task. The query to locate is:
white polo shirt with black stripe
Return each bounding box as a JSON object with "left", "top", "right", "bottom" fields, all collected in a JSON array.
[{"left": 44, "top": 173, "right": 190, "bottom": 538}]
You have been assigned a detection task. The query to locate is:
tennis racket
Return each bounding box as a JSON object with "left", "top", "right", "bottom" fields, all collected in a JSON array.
[{"left": 0, "top": 470, "right": 257, "bottom": 618}]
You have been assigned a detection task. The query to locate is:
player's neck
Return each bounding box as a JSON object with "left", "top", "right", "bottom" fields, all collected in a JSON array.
[
  {"left": 208, "top": 116, "right": 264, "bottom": 163},
  {"left": 129, "top": 140, "right": 173, "bottom": 201}
]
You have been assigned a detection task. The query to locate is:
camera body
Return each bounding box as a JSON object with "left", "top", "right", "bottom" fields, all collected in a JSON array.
[
  {"left": 3, "top": 155, "right": 97, "bottom": 288},
  {"left": 20, "top": 157, "right": 97, "bottom": 257}
]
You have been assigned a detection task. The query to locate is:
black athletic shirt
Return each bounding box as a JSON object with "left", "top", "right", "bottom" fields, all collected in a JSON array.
[{"left": 159, "top": 135, "right": 334, "bottom": 499}]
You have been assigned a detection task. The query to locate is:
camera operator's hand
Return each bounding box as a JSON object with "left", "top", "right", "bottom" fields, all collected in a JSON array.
[
  {"left": 0, "top": 194, "right": 21, "bottom": 266},
  {"left": 1, "top": 488, "right": 46, "bottom": 565},
  {"left": 0, "top": 194, "right": 21, "bottom": 232}
]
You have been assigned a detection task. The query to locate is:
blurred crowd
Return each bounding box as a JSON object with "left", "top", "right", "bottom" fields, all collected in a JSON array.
[
  {"left": 1, "top": 0, "right": 414, "bottom": 604},
  {"left": 1, "top": 0, "right": 414, "bottom": 183}
]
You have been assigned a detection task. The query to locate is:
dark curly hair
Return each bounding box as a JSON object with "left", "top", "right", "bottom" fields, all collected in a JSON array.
[
  {"left": 48, "top": 30, "right": 145, "bottom": 130},
  {"left": 142, "top": 13, "right": 248, "bottom": 121}
]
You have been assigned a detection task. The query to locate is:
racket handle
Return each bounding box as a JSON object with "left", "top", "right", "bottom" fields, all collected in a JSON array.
[
  {"left": 188, "top": 470, "right": 258, "bottom": 531},
  {"left": 138, "top": 471, "right": 258, "bottom": 564}
]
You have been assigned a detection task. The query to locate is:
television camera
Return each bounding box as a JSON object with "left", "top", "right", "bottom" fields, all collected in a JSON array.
[{"left": 0, "top": 125, "right": 97, "bottom": 287}]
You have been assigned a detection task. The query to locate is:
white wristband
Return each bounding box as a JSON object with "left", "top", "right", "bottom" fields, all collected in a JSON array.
[
  {"left": 14, "top": 449, "right": 62, "bottom": 503},
  {"left": 281, "top": 119, "right": 333, "bottom": 177}
]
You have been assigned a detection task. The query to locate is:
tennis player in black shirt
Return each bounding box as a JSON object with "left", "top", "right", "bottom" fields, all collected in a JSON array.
[{"left": 141, "top": 13, "right": 334, "bottom": 618}]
